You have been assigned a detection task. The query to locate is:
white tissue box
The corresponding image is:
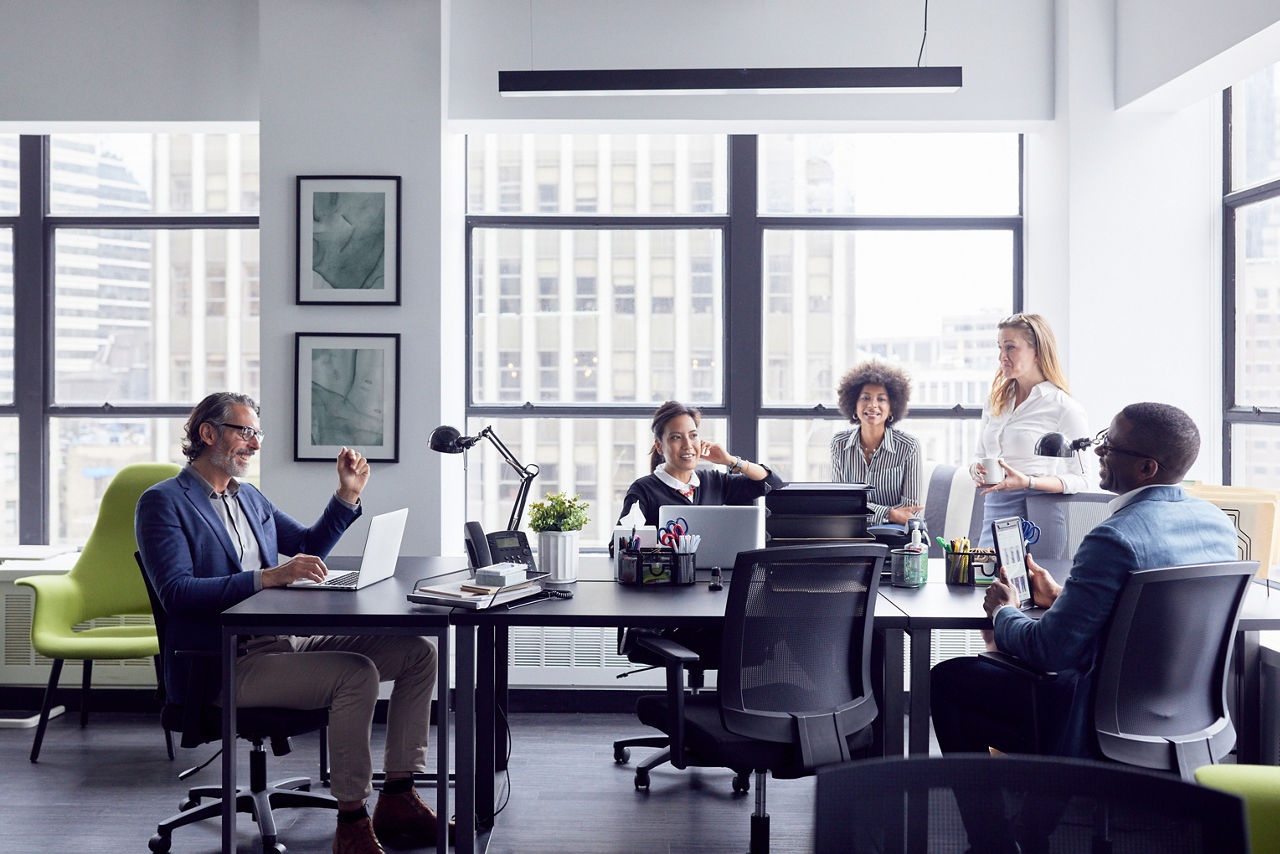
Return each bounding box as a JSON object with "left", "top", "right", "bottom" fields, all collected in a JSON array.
[{"left": 474, "top": 562, "right": 529, "bottom": 587}]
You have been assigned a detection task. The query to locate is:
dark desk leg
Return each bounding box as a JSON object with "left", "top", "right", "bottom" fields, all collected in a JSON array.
[
  {"left": 871, "top": 628, "right": 906, "bottom": 757},
  {"left": 1236, "top": 629, "right": 1262, "bottom": 764},
  {"left": 476, "top": 624, "right": 497, "bottom": 829},
  {"left": 908, "top": 627, "right": 932, "bottom": 755},
  {"left": 435, "top": 629, "right": 450, "bottom": 854},
  {"left": 495, "top": 626, "right": 509, "bottom": 772},
  {"left": 221, "top": 630, "right": 238, "bottom": 854},
  {"left": 456, "top": 625, "right": 477, "bottom": 854}
]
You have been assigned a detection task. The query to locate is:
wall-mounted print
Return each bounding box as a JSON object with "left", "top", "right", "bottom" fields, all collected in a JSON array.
[
  {"left": 296, "top": 176, "right": 401, "bottom": 304},
  {"left": 295, "top": 333, "right": 400, "bottom": 463}
]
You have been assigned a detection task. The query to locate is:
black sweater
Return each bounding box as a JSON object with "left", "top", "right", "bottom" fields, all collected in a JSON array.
[{"left": 617, "top": 466, "right": 786, "bottom": 526}]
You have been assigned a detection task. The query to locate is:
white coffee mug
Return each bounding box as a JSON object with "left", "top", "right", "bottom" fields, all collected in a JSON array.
[{"left": 981, "top": 457, "right": 1005, "bottom": 484}]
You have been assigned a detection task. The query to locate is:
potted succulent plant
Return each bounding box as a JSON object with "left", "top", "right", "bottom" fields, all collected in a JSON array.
[{"left": 527, "top": 492, "right": 590, "bottom": 583}]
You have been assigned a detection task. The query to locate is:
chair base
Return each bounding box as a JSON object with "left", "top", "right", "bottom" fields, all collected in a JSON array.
[
  {"left": 614, "top": 734, "right": 751, "bottom": 793},
  {"left": 148, "top": 776, "right": 337, "bottom": 854}
]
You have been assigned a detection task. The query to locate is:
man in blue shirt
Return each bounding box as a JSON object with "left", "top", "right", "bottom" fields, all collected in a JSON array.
[{"left": 932, "top": 401, "right": 1237, "bottom": 759}]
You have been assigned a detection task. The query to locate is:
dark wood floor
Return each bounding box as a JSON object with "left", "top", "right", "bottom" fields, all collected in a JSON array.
[{"left": 0, "top": 709, "right": 830, "bottom": 853}]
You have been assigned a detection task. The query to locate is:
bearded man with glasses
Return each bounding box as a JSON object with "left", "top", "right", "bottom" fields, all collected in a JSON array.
[{"left": 136, "top": 392, "right": 444, "bottom": 854}]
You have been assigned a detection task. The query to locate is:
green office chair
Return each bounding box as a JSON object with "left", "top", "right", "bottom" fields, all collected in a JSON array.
[
  {"left": 16, "top": 461, "right": 181, "bottom": 762},
  {"left": 1196, "top": 764, "right": 1280, "bottom": 854}
]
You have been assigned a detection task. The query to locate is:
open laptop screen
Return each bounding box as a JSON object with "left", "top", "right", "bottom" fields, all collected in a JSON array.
[{"left": 658, "top": 505, "right": 765, "bottom": 570}]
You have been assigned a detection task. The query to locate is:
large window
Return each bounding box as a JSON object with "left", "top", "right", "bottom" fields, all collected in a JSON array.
[
  {"left": 1225, "top": 62, "right": 1280, "bottom": 486},
  {"left": 466, "top": 134, "right": 1021, "bottom": 541},
  {"left": 4, "top": 133, "right": 259, "bottom": 544}
]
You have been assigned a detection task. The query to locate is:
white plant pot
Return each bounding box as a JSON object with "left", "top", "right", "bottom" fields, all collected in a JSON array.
[{"left": 538, "top": 530, "right": 580, "bottom": 584}]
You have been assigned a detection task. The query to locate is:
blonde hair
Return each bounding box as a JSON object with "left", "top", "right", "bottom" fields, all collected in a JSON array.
[{"left": 988, "top": 314, "right": 1070, "bottom": 416}]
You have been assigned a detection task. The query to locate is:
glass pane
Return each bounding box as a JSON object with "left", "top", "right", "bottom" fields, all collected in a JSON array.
[
  {"left": 464, "top": 415, "right": 726, "bottom": 544},
  {"left": 759, "top": 133, "right": 1020, "bottom": 216},
  {"left": 761, "top": 230, "right": 1011, "bottom": 407},
  {"left": 467, "top": 134, "right": 727, "bottom": 215},
  {"left": 49, "top": 132, "right": 260, "bottom": 214},
  {"left": 1230, "top": 423, "right": 1280, "bottom": 490},
  {"left": 758, "top": 416, "right": 983, "bottom": 484},
  {"left": 49, "top": 418, "right": 211, "bottom": 545},
  {"left": 471, "top": 228, "right": 723, "bottom": 405},
  {"left": 0, "top": 227, "right": 11, "bottom": 403},
  {"left": 53, "top": 228, "right": 261, "bottom": 404},
  {"left": 0, "top": 135, "right": 17, "bottom": 215},
  {"left": 1231, "top": 61, "right": 1280, "bottom": 191},
  {"left": 1234, "top": 196, "right": 1280, "bottom": 406},
  {"left": 0, "top": 418, "right": 18, "bottom": 543}
]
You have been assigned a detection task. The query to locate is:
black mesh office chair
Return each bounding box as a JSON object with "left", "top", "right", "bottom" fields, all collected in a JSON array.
[
  {"left": 136, "top": 553, "right": 336, "bottom": 854},
  {"left": 631, "top": 543, "right": 886, "bottom": 854},
  {"left": 815, "top": 754, "right": 1250, "bottom": 854},
  {"left": 981, "top": 560, "right": 1257, "bottom": 780}
]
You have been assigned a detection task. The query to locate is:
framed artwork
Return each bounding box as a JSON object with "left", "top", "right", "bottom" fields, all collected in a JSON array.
[
  {"left": 294, "top": 333, "right": 400, "bottom": 463},
  {"left": 296, "top": 175, "right": 401, "bottom": 304}
]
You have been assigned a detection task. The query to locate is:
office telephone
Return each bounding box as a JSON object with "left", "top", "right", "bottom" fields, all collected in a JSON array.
[{"left": 464, "top": 521, "right": 538, "bottom": 572}]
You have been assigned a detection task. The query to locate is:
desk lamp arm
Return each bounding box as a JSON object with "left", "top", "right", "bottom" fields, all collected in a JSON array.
[{"left": 476, "top": 426, "right": 540, "bottom": 531}]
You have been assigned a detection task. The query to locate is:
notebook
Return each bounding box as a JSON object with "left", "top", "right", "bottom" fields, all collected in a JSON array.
[
  {"left": 658, "top": 505, "right": 765, "bottom": 570},
  {"left": 287, "top": 507, "right": 408, "bottom": 590}
]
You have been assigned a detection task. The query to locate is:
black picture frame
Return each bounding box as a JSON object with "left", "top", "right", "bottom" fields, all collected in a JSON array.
[
  {"left": 296, "top": 175, "right": 401, "bottom": 305},
  {"left": 294, "top": 332, "right": 401, "bottom": 463}
]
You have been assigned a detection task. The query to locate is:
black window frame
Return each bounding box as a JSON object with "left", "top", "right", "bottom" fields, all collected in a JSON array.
[
  {"left": 7, "top": 134, "right": 258, "bottom": 543},
  {"left": 464, "top": 133, "right": 1023, "bottom": 473},
  {"left": 1222, "top": 88, "right": 1280, "bottom": 481}
]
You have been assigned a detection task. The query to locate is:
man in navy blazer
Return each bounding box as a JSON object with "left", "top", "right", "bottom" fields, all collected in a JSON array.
[{"left": 137, "top": 392, "right": 442, "bottom": 854}]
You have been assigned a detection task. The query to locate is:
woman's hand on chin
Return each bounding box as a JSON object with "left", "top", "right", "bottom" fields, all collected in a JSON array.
[{"left": 700, "top": 441, "right": 734, "bottom": 467}]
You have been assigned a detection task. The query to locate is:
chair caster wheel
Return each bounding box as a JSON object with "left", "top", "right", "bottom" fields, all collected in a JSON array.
[
  {"left": 179, "top": 797, "right": 198, "bottom": 811},
  {"left": 614, "top": 745, "right": 630, "bottom": 764},
  {"left": 149, "top": 833, "right": 172, "bottom": 853},
  {"left": 269, "top": 844, "right": 286, "bottom": 854},
  {"left": 634, "top": 769, "right": 649, "bottom": 790},
  {"left": 732, "top": 772, "right": 751, "bottom": 794}
]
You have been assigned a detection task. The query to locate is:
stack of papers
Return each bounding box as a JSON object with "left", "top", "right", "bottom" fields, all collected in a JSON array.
[{"left": 407, "top": 576, "right": 545, "bottom": 609}]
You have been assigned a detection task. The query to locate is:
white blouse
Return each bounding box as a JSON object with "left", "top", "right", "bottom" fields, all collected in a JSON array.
[{"left": 972, "top": 381, "right": 1098, "bottom": 494}]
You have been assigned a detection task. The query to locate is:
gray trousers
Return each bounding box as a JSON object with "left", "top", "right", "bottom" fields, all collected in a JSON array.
[{"left": 227, "top": 634, "right": 437, "bottom": 803}]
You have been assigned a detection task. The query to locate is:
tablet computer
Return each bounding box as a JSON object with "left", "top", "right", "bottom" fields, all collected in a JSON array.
[{"left": 991, "top": 516, "right": 1033, "bottom": 608}]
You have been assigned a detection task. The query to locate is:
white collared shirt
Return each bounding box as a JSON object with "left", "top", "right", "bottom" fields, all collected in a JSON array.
[
  {"left": 1106, "top": 483, "right": 1173, "bottom": 516},
  {"left": 973, "top": 381, "right": 1098, "bottom": 494},
  {"left": 654, "top": 465, "right": 700, "bottom": 499}
]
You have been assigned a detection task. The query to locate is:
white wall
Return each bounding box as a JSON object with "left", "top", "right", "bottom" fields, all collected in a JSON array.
[
  {"left": 1047, "top": 0, "right": 1224, "bottom": 480},
  {"left": 448, "top": 0, "right": 1055, "bottom": 127},
  {"left": 0, "top": 0, "right": 257, "bottom": 125},
  {"left": 1116, "top": 0, "right": 1280, "bottom": 111},
  {"left": 257, "top": 0, "right": 456, "bottom": 557}
]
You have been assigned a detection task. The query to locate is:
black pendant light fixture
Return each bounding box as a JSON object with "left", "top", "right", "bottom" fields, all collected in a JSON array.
[{"left": 499, "top": 0, "right": 961, "bottom": 97}]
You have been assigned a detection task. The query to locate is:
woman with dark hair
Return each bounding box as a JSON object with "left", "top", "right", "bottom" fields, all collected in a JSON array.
[
  {"left": 617, "top": 400, "right": 784, "bottom": 526},
  {"left": 971, "top": 313, "right": 1096, "bottom": 547},
  {"left": 830, "top": 361, "right": 923, "bottom": 526}
]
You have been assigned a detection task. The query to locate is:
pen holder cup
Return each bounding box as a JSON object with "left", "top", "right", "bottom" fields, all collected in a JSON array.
[{"left": 945, "top": 552, "right": 973, "bottom": 586}]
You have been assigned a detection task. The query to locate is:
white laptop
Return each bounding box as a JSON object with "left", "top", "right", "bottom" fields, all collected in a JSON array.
[
  {"left": 288, "top": 508, "right": 408, "bottom": 590},
  {"left": 658, "top": 505, "right": 766, "bottom": 570}
]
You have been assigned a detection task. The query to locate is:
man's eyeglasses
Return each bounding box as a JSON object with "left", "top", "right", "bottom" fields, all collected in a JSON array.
[
  {"left": 1093, "top": 429, "right": 1160, "bottom": 467},
  {"left": 214, "top": 422, "right": 265, "bottom": 441}
]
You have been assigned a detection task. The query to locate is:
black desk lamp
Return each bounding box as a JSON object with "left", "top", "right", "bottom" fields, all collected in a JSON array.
[
  {"left": 430, "top": 425, "right": 539, "bottom": 531},
  {"left": 1035, "top": 430, "right": 1099, "bottom": 474}
]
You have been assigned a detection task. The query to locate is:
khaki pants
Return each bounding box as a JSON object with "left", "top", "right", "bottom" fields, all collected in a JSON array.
[{"left": 227, "top": 634, "right": 437, "bottom": 803}]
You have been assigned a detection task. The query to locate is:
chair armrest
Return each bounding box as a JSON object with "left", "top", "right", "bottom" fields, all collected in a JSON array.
[
  {"left": 634, "top": 634, "right": 700, "bottom": 664},
  {"left": 978, "top": 650, "right": 1058, "bottom": 681},
  {"left": 634, "top": 634, "right": 700, "bottom": 769}
]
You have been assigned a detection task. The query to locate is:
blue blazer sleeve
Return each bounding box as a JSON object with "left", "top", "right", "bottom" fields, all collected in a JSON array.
[{"left": 993, "top": 524, "right": 1137, "bottom": 674}]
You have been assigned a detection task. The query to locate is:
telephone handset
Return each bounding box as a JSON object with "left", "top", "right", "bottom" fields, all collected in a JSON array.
[{"left": 464, "top": 521, "right": 538, "bottom": 572}]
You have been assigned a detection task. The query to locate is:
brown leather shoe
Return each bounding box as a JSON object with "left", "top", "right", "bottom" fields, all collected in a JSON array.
[
  {"left": 333, "top": 816, "right": 386, "bottom": 854},
  {"left": 372, "top": 787, "right": 453, "bottom": 846}
]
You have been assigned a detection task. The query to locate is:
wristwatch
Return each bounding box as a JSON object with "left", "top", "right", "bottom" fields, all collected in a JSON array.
[
  {"left": 729, "top": 457, "right": 744, "bottom": 474},
  {"left": 1028, "top": 475, "right": 1036, "bottom": 491}
]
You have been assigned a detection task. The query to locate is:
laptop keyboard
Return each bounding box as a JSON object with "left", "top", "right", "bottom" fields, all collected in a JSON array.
[{"left": 322, "top": 571, "right": 360, "bottom": 588}]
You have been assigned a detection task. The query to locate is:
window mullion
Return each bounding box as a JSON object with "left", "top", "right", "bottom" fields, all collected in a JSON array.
[
  {"left": 16, "top": 135, "right": 50, "bottom": 544},
  {"left": 726, "top": 135, "right": 761, "bottom": 462}
]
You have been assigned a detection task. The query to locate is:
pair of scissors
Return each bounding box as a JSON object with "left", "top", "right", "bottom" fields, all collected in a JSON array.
[
  {"left": 659, "top": 517, "right": 687, "bottom": 547},
  {"left": 1021, "top": 518, "right": 1041, "bottom": 546}
]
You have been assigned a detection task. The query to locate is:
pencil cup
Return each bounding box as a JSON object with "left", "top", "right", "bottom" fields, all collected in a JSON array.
[
  {"left": 674, "top": 552, "right": 696, "bottom": 585},
  {"left": 945, "top": 552, "right": 973, "bottom": 586},
  {"left": 891, "top": 548, "right": 926, "bottom": 588}
]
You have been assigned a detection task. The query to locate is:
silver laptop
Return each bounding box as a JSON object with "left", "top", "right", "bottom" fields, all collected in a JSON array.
[
  {"left": 288, "top": 508, "right": 408, "bottom": 590},
  {"left": 658, "top": 505, "right": 765, "bottom": 570}
]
